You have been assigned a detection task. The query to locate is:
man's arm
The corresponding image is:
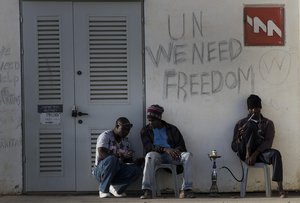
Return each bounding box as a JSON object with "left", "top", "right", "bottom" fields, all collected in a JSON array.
[
  {"left": 246, "top": 120, "right": 275, "bottom": 165},
  {"left": 97, "top": 147, "right": 111, "bottom": 162},
  {"left": 231, "top": 121, "right": 241, "bottom": 152}
]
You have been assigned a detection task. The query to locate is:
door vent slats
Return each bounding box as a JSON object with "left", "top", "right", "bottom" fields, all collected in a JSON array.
[
  {"left": 37, "top": 16, "right": 62, "bottom": 102},
  {"left": 90, "top": 129, "right": 106, "bottom": 170},
  {"left": 39, "top": 130, "right": 63, "bottom": 175},
  {"left": 89, "top": 16, "right": 129, "bottom": 102}
]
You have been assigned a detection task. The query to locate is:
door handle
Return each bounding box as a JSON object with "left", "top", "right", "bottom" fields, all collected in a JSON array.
[
  {"left": 71, "top": 105, "right": 88, "bottom": 117},
  {"left": 77, "top": 112, "right": 88, "bottom": 116},
  {"left": 72, "top": 106, "right": 78, "bottom": 117}
]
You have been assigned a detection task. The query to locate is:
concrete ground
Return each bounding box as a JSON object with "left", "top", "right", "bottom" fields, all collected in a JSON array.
[{"left": 1, "top": 192, "right": 300, "bottom": 203}]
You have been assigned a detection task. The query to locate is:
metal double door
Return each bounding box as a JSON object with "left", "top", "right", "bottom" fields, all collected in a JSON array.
[{"left": 23, "top": 1, "right": 143, "bottom": 191}]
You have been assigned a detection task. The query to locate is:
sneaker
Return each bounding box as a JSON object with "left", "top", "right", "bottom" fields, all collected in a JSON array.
[
  {"left": 140, "top": 189, "right": 152, "bottom": 199},
  {"left": 99, "top": 191, "right": 111, "bottom": 198},
  {"left": 179, "top": 189, "right": 195, "bottom": 198},
  {"left": 109, "top": 185, "right": 127, "bottom": 197}
]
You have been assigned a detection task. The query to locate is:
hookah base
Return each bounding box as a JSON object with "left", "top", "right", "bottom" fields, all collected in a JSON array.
[{"left": 209, "top": 184, "right": 220, "bottom": 197}]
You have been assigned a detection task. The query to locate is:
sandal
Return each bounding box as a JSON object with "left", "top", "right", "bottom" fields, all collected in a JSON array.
[
  {"left": 279, "top": 191, "right": 287, "bottom": 198},
  {"left": 179, "top": 189, "right": 195, "bottom": 198}
]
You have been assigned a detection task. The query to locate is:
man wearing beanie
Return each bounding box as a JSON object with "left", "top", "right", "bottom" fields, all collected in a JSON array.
[
  {"left": 231, "top": 94, "right": 286, "bottom": 198},
  {"left": 140, "top": 104, "right": 194, "bottom": 199}
]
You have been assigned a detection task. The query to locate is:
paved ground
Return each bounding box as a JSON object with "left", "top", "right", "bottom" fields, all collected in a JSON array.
[{"left": 1, "top": 192, "right": 300, "bottom": 203}]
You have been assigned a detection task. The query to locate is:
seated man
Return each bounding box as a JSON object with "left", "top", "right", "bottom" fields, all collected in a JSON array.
[
  {"left": 140, "top": 104, "right": 195, "bottom": 199},
  {"left": 231, "top": 94, "right": 286, "bottom": 198},
  {"left": 93, "top": 117, "right": 142, "bottom": 198}
]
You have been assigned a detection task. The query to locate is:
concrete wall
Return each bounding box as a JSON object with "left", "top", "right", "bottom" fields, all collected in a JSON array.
[
  {"left": 145, "top": 0, "right": 300, "bottom": 192},
  {"left": 0, "top": 0, "right": 22, "bottom": 194}
]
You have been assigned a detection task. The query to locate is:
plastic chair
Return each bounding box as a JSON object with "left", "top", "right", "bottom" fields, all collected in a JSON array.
[
  {"left": 152, "top": 164, "right": 180, "bottom": 198},
  {"left": 240, "top": 162, "right": 271, "bottom": 197}
]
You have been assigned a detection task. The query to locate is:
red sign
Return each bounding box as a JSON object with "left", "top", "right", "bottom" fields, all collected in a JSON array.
[{"left": 244, "top": 6, "right": 284, "bottom": 46}]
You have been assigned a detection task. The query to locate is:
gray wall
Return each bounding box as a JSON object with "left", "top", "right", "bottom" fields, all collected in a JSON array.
[
  {"left": 145, "top": 0, "right": 300, "bottom": 192},
  {"left": 0, "top": 0, "right": 22, "bottom": 194}
]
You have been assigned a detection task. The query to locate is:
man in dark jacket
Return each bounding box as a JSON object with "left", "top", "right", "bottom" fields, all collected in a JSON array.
[
  {"left": 231, "top": 94, "right": 286, "bottom": 198},
  {"left": 140, "top": 104, "right": 194, "bottom": 199}
]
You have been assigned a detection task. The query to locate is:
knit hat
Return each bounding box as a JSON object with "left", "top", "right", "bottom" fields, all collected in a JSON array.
[
  {"left": 247, "top": 94, "right": 262, "bottom": 109},
  {"left": 147, "top": 104, "right": 164, "bottom": 120}
]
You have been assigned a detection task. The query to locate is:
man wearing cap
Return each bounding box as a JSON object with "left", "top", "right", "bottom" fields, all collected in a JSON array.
[
  {"left": 93, "top": 117, "right": 142, "bottom": 198},
  {"left": 231, "top": 94, "right": 286, "bottom": 198},
  {"left": 140, "top": 104, "right": 194, "bottom": 199}
]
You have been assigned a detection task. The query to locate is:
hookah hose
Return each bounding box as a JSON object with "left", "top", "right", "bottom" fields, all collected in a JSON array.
[
  {"left": 220, "top": 114, "right": 256, "bottom": 182},
  {"left": 219, "top": 158, "right": 244, "bottom": 182}
]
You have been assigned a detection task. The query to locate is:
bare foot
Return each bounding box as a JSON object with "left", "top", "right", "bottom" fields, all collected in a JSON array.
[{"left": 279, "top": 191, "right": 287, "bottom": 198}]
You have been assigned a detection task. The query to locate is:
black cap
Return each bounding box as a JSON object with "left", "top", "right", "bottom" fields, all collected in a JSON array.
[{"left": 247, "top": 94, "right": 262, "bottom": 109}]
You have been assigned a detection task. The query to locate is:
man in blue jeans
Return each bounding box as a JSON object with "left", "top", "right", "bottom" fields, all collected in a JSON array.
[{"left": 93, "top": 117, "right": 142, "bottom": 198}]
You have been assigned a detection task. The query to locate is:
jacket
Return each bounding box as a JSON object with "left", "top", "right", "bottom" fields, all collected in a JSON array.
[{"left": 140, "top": 120, "right": 187, "bottom": 155}]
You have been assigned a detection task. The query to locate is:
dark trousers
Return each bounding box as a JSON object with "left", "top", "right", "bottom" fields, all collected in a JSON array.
[
  {"left": 237, "top": 124, "right": 283, "bottom": 182},
  {"left": 256, "top": 149, "right": 283, "bottom": 182}
]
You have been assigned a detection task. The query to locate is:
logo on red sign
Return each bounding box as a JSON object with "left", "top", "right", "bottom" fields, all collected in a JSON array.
[{"left": 244, "top": 6, "right": 284, "bottom": 46}]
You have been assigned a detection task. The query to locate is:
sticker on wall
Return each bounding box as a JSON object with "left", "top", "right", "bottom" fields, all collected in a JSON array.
[
  {"left": 40, "top": 113, "right": 61, "bottom": 125},
  {"left": 244, "top": 6, "right": 284, "bottom": 46},
  {"left": 38, "top": 104, "right": 63, "bottom": 125}
]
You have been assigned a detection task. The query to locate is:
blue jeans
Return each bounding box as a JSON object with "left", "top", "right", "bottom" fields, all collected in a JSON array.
[{"left": 93, "top": 155, "right": 141, "bottom": 193}]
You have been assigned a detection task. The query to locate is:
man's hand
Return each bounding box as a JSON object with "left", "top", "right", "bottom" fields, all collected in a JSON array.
[
  {"left": 245, "top": 151, "right": 259, "bottom": 165},
  {"left": 117, "top": 149, "right": 135, "bottom": 163},
  {"left": 124, "top": 150, "right": 135, "bottom": 158},
  {"left": 117, "top": 149, "right": 134, "bottom": 159},
  {"left": 238, "top": 127, "right": 245, "bottom": 138},
  {"left": 164, "top": 148, "right": 181, "bottom": 160}
]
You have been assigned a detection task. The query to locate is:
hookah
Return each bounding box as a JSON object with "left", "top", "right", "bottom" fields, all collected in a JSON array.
[
  {"left": 208, "top": 150, "right": 221, "bottom": 196},
  {"left": 206, "top": 114, "right": 257, "bottom": 197},
  {"left": 208, "top": 150, "right": 221, "bottom": 197}
]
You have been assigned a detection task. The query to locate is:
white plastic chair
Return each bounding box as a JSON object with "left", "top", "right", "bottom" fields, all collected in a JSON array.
[
  {"left": 152, "top": 164, "right": 180, "bottom": 198},
  {"left": 240, "top": 162, "right": 271, "bottom": 197}
]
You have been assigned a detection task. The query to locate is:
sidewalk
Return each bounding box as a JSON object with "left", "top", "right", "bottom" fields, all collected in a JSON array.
[{"left": 1, "top": 192, "right": 300, "bottom": 203}]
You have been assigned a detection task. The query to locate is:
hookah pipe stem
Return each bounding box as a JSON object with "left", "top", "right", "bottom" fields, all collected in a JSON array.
[
  {"left": 243, "top": 113, "right": 255, "bottom": 128},
  {"left": 238, "top": 113, "right": 255, "bottom": 138}
]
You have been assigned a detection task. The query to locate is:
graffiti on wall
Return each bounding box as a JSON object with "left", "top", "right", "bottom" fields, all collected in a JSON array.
[
  {"left": 163, "top": 66, "right": 254, "bottom": 100},
  {"left": 145, "top": 11, "right": 291, "bottom": 101},
  {"left": 146, "top": 12, "right": 242, "bottom": 67},
  {"left": 0, "top": 45, "right": 21, "bottom": 149},
  {"left": 259, "top": 50, "right": 291, "bottom": 85},
  {"left": 0, "top": 46, "right": 20, "bottom": 87}
]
